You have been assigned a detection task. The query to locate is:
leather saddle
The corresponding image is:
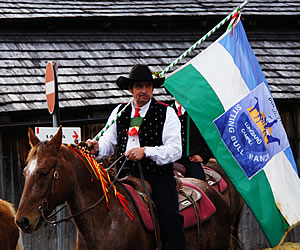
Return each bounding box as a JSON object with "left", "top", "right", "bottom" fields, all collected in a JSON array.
[
  {"left": 120, "top": 176, "right": 216, "bottom": 231},
  {"left": 173, "top": 162, "right": 227, "bottom": 193}
]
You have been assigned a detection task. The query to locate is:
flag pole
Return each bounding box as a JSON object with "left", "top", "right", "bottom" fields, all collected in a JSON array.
[
  {"left": 159, "top": 0, "right": 249, "bottom": 77},
  {"left": 94, "top": 101, "right": 131, "bottom": 141},
  {"left": 94, "top": 0, "right": 249, "bottom": 141}
]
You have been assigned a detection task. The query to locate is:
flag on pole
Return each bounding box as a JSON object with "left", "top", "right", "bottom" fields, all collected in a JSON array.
[{"left": 164, "top": 18, "right": 300, "bottom": 247}]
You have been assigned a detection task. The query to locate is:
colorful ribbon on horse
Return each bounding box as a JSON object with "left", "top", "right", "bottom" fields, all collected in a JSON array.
[{"left": 67, "top": 144, "right": 134, "bottom": 220}]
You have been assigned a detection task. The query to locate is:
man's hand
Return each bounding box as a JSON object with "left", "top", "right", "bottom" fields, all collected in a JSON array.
[
  {"left": 86, "top": 139, "right": 99, "bottom": 155},
  {"left": 125, "top": 147, "right": 145, "bottom": 161},
  {"left": 189, "top": 154, "right": 203, "bottom": 163}
]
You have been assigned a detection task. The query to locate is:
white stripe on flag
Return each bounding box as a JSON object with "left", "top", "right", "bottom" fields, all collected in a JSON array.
[
  {"left": 264, "top": 151, "right": 300, "bottom": 225},
  {"left": 45, "top": 80, "right": 55, "bottom": 95},
  {"left": 191, "top": 42, "right": 250, "bottom": 111}
]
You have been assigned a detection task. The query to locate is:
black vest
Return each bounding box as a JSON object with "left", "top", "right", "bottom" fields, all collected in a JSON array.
[{"left": 116, "top": 98, "right": 173, "bottom": 176}]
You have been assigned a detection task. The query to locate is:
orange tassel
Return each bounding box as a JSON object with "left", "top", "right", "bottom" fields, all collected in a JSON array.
[{"left": 67, "top": 144, "right": 134, "bottom": 220}]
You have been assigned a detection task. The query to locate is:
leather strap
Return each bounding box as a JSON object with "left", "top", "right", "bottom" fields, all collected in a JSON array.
[{"left": 137, "top": 161, "right": 161, "bottom": 250}]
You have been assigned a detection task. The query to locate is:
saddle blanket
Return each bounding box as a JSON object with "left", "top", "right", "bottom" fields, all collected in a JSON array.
[{"left": 123, "top": 181, "right": 216, "bottom": 232}]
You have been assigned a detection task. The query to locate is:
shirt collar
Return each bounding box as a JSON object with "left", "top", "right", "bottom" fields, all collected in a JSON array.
[
  {"left": 130, "top": 99, "right": 152, "bottom": 118},
  {"left": 175, "top": 101, "right": 185, "bottom": 114}
]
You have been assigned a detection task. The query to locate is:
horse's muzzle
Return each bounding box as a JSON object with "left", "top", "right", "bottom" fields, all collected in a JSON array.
[{"left": 16, "top": 216, "right": 33, "bottom": 233}]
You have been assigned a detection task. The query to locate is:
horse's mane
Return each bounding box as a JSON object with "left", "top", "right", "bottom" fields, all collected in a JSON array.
[
  {"left": 67, "top": 144, "right": 134, "bottom": 220},
  {"left": 26, "top": 141, "right": 48, "bottom": 163},
  {"left": 0, "top": 199, "right": 16, "bottom": 216},
  {"left": 27, "top": 141, "right": 70, "bottom": 163}
]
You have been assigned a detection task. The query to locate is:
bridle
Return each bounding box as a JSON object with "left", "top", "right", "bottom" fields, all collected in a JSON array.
[{"left": 39, "top": 154, "right": 127, "bottom": 226}]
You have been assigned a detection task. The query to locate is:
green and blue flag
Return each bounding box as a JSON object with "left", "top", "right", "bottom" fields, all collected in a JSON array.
[{"left": 165, "top": 19, "right": 300, "bottom": 247}]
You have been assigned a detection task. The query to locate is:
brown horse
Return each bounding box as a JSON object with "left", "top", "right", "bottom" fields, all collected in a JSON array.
[
  {"left": 205, "top": 159, "right": 244, "bottom": 244},
  {"left": 16, "top": 127, "right": 232, "bottom": 249},
  {"left": 0, "top": 199, "right": 22, "bottom": 250},
  {"left": 174, "top": 158, "right": 244, "bottom": 247}
]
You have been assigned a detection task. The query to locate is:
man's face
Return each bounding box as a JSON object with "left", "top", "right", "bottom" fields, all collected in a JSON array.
[{"left": 129, "top": 81, "right": 153, "bottom": 107}]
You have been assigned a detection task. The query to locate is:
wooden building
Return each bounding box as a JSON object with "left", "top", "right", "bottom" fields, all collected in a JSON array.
[{"left": 0, "top": 0, "right": 300, "bottom": 249}]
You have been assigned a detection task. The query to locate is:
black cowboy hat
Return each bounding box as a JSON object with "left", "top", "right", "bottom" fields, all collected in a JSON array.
[{"left": 116, "top": 64, "right": 165, "bottom": 90}]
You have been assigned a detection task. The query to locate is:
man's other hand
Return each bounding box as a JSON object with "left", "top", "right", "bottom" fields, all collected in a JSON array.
[{"left": 189, "top": 154, "right": 203, "bottom": 163}]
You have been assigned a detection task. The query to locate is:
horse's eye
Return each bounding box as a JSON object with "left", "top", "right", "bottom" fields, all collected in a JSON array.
[{"left": 40, "top": 171, "right": 50, "bottom": 178}]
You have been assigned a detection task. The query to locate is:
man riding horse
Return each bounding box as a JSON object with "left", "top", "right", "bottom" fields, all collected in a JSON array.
[
  {"left": 87, "top": 64, "right": 186, "bottom": 250},
  {"left": 172, "top": 99, "right": 214, "bottom": 180}
]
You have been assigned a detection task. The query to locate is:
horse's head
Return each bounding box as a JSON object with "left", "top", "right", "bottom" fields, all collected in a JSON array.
[{"left": 16, "top": 126, "right": 65, "bottom": 233}]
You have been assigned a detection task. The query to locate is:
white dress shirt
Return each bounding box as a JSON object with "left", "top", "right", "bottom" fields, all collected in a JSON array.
[
  {"left": 95, "top": 99, "right": 182, "bottom": 165},
  {"left": 175, "top": 101, "right": 186, "bottom": 115}
]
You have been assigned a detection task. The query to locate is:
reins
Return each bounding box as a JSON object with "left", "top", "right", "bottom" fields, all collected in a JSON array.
[
  {"left": 137, "top": 161, "right": 162, "bottom": 250},
  {"left": 179, "top": 189, "right": 202, "bottom": 250},
  {"left": 39, "top": 154, "right": 127, "bottom": 226}
]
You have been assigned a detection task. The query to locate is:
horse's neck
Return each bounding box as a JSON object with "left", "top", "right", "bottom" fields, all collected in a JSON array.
[
  {"left": 66, "top": 159, "right": 103, "bottom": 213},
  {"left": 70, "top": 182, "right": 127, "bottom": 247},
  {"left": 65, "top": 158, "right": 121, "bottom": 241}
]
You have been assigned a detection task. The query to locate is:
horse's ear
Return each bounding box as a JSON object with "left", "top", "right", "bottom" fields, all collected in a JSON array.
[
  {"left": 28, "top": 127, "right": 40, "bottom": 148},
  {"left": 48, "top": 125, "right": 62, "bottom": 151}
]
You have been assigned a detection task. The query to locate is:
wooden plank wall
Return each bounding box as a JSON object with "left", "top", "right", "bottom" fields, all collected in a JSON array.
[
  {"left": 239, "top": 204, "right": 300, "bottom": 250},
  {"left": 0, "top": 104, "right": 300, "bottom": 249}
]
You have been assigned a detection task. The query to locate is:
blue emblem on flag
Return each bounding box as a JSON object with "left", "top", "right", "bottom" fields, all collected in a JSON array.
[{"left": 214, "top": 83, "right": 289, "bottom": 179}]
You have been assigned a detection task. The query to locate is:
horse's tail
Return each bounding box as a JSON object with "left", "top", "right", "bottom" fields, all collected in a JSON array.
[
  {"left": 229, "top": 231, "right": 243, "bottom": 250},
  {"left": 5, "top": 202, "right": 23, "bottom": 250}
]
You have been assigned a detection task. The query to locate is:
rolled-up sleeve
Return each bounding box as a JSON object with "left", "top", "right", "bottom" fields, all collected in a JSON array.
[{"left": 144, "top": 106, "right": 182, "bottom": 165}]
